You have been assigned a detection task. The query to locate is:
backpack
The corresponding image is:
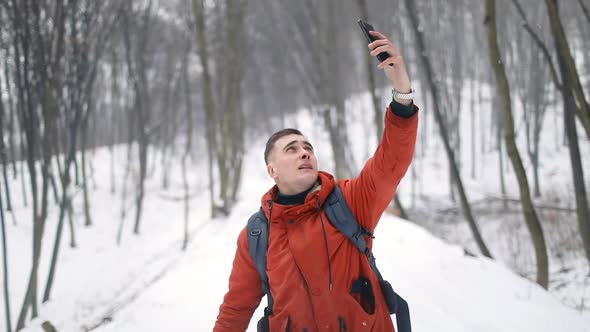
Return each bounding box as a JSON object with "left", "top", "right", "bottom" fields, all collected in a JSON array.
[{"left": 247, "top": 185, "right": 411, "bottom": 332}]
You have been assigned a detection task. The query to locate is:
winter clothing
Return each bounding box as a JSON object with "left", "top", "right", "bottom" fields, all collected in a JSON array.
[{"left": 214, "top": 102, "right": 419, "bottom": 332}]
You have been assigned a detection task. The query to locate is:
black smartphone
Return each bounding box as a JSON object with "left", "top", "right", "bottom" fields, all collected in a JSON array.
[{"left": 358, "top": 19, "right": 391, "bottom": 64}]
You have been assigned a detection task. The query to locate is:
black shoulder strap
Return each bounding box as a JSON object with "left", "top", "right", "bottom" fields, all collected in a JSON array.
[
  {"left": 324, "top": 186, "right": 411, "bottom": 332},
  {"left": 246, "top": 208, "right": 273, "bottom": 316}
]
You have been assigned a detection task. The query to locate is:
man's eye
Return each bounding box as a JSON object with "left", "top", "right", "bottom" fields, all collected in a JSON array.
[
  {"left": 305, "top": 147, "right": 313, "bottom": 152},
  {"left": 287, "top": 146, "right": 295, "bottom": 151}
]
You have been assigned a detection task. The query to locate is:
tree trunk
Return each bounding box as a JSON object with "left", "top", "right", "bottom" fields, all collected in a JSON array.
[
  {"left": 1, "top": 186, "right": 12, "bottom": 332},
  {"left": 471, "top": 78, "right": 476, "bottom": 180},
  {"left": 117, "top": 140, "right": 133, "bottom": 246},
  {"left": 81, "top": 112, "right": 92, "bottom": 227},
  {"left": 404, "top": 0, "right": 493, "bottom": 258},
  {"left": 545, "top": 0, "right": 590, "bottom": 270},
  {"left": 2, "top": 49, "right": 18, "bottom": 180},
  {"left": 13, "top": 0, "right": 53, "bottom": 323},
  {"left": 0, "top": 80, "right": 13, "bottom": 212},
  {"left": 525, "top": 47, "right": 547, "bottom": 199},
  {"left": 181, "top": 154, "right": 190, "bottom": 251},
  {"left": 43, "top": 62, "right": 85, "bottom": 308},
  {"left": 50, "top": 163, "right": 60, "bottom": 205},
  {"left": 498, "top": 117, "right": 507, "bottom": 208},
  {"left": 323, "top": 107, "right": 349, "bottom": 179},
  {"left": 485, "top": 0, "right": 549, "bottom": 288},
  {"left": 121, "top": 2, "right": 152, "bottom": 235},
  {"left": 193, "top": 0, "right": 218, "bottom": 218},
  {"left": 182, "top": 42, "right": 193, "bottom": 251},
  {"left": 225, "top": 0, "right": 246, "bottom": 207},
  {"left": 19, "top": 141, "right": 27, "bottom": 210},
  {"left": 67, "top": 198, "right": 76, "bottom": 248},
  {"left": 356, "top": 0, "right": 383, "bottom": 144},
  {"left": 322, "top": 0, "right": 353, "bottom": 180},
  {"left": 109, "top": 49, "right": 119, "bottom": 196}
]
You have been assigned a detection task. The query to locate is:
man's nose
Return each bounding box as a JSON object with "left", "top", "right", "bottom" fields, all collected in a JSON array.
[{"left": 300, "top": 151, "right": 310, "bottom": 159}]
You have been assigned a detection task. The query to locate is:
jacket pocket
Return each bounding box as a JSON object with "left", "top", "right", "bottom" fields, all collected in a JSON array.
[
  {"left": 333, "top": 290, "right": 376, "bottom": 331},
  {"left": 350, "top": 276, "right": 376, "bottom": 314},
  {"left": 338, "top": 316, "right": 348, "bottom": 331}
]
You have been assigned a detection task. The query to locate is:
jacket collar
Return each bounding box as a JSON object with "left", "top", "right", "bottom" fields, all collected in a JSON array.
[{"left": 261, "top": 171, "right": 336, "bottom": 220}]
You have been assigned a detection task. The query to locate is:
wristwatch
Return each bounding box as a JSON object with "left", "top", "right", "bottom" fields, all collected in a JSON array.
[{"left": 392, "top": 88, "right": 414, "bottom": 100}]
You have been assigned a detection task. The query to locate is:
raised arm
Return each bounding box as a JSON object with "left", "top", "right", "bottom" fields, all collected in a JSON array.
[{"left": 340, "top": 30, "right": 419, "bottom": 232}]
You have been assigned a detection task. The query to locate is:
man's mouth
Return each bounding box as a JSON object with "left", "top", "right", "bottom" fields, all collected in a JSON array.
[{"left": 298, "top": 164, "right": 313, "bottom": 170}]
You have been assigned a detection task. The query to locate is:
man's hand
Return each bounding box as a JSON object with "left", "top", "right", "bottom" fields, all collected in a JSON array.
[{"left": 367, "top": 31, "right": 412, "bottom": 105}]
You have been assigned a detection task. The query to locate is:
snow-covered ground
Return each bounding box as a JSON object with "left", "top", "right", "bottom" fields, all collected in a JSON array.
[{"left": 3, "top": 86, "right": 590, "bottom": 331}]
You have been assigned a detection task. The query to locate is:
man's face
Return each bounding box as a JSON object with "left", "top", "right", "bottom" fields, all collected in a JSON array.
[{"left": 267, "top": 134, "right": 319, "bottom": 195}]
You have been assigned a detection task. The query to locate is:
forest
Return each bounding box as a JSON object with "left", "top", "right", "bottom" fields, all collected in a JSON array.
[{"left": 0, "top": 0, "right": 589, "bottom": 331}]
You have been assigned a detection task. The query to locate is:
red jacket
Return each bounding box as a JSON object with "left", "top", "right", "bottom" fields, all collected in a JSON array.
[{"left": 215, "top": 106, "right": 418, "bottom": 331}]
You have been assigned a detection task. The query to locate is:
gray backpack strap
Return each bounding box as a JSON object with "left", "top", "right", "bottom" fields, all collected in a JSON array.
[
  {"left": 246, "top": 208, "right": 273, "bottom": 316},
  {"left": 324, "top": 186, "right": 412, "bottom": 332},
  {"left": 324, "top": 186, "right": 381, "bottom": 276}
]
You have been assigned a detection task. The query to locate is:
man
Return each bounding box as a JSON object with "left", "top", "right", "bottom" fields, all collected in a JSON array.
[{"left": 214, "top": 30, "right": 418, "bottom": 332}]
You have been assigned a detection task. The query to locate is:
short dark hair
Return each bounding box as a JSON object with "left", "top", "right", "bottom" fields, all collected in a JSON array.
[{"left": 264, "top": 128, "right": 303, "bottom": 165}]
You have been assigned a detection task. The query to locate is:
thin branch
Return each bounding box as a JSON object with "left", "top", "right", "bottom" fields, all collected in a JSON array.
[
  {"left": 510, "top": 0, "right": 563, "bottom": 90},
  {"left": 578, "top": 0, "right": 590, "bottom": 24},
  {"left": 439, "top": 196, "right": 577, "bottom": 214}
]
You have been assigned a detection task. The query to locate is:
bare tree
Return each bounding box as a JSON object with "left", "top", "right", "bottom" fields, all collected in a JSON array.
[
  {"left": 0, "top": 153, "right": 12, "bottom": 332},
  {"left": 182, "top": 49, "right": 193, "bottom": 250},
  {"left": 0, "top": 35, "right": 15, "bottom": 332},
  {"left": 6, "top": 0, "right": 62, "bottom": 325},
  {"left": 1, "top": 41, "right": 18, "bottom": 187},
  {"left": 404, "top": 0, "right": 493, "bottom": 258},
  {"left": 193, "top": 0, "right": 248, "bottom": 216},
  {"left": 356, "top": 0, "right": 383, "bottom": 143},
  {"left": 121, "top": 1, "right": 153, "bottom": 234},
  {"left": 523, "top": 49, "right": 549, "bottom": 198},
  {"left": 43, "top": 0, "right": 122, "bottom": 303},
  {"left": 0, "top": 70, "right": 13, "bottom": 219},
  {"left": 485, "top": 0, "right": 549, "bottom": 288},
  {"left": 578, "top": 0, "right": 590, "bottom": 23},
  {"left": 545, "top": 0, "right": 590, "bottom": 270},
  {"left": 503, "top": 1, "right": 552, "bottom": 199}
]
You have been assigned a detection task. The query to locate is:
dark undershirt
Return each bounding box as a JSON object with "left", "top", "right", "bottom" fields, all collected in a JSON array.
[{"left": 276, "top": 186, "right": 314, "bottom": 205}]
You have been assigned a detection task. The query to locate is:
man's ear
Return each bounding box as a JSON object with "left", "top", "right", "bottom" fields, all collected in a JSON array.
[{"left": 267, "top": 163, "right": 277, "bottom": 179}]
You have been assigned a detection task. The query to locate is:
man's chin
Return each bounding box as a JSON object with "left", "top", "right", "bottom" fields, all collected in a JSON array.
[{"left": 298, "top": 171, "right": 318, "bottom": 185}]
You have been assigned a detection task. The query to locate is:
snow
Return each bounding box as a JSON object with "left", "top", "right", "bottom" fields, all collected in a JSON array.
[{"left": 3, "top": 87, "right": 590, "bottom": 332}]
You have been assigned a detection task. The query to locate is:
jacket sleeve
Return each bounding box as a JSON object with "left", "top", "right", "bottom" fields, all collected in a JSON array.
[
  {"left": 214, "top": 227, "right": 264, "bottom": 332},
  {"left": 340, "top": 103, "right": 419, "bottom": 232}
]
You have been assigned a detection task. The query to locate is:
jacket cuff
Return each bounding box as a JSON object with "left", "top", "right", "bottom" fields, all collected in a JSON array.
[{"left": 389, "top": 99, "right": 417, "bottom": 118}]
